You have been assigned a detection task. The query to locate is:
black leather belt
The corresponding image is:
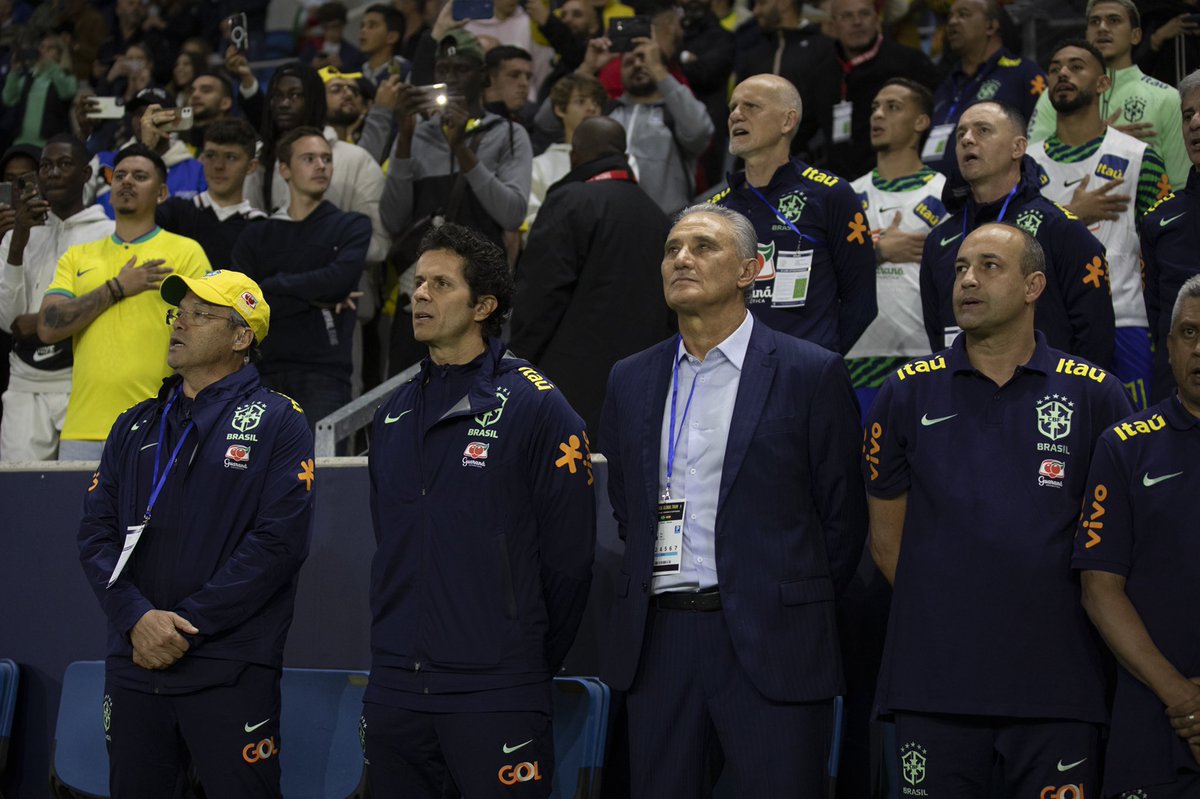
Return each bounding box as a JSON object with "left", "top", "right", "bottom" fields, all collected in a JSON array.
[{"left": 653, "top": 590, "right": 721, "bottom": 612}]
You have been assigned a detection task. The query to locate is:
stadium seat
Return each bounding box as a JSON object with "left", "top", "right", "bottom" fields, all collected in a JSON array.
[
  {"left": 279, "top": 668, "right": 367, "bottom": 799},
  {"left": 49, "top": 662, "right": 367, "bottom": 799},
  {"left": 0, "top": 658, "right": 18, "bottom": 784},
  {"left": 50, "top": 660, "right": 107, "bottom": 799},
  {"left": 551, "top": 676, "right": 611, "bottom": 799}
]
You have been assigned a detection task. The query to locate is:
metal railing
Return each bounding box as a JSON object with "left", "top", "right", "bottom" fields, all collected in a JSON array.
[{"left": 314, "top": 360, "right": 422, "bottom": 457}]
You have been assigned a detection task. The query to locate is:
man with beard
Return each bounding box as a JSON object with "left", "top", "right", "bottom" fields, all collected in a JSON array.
[
  {"left": 606, "top": 31, "right": 713, "bottom": 214},
  {"left": 181, "top": 71, "right": 235, "bottom": 153},
  {"left": 321, "top": 66, "right": 370, "bottom": 144},
  {"left": 1028, "top": 0, "right": 1189, "bottom": 190},
  {"left": 0, "top": 134, "right": 113, "bottom": 461},
  {"left": 924, "top": 0, "right": 1044, "bottom": 180},
  {"left": 1029, "top": 39, "right": 1168, "bottom": 410},
  {"left": 36, "top": 144, "right": 210, "bottom": 460}
]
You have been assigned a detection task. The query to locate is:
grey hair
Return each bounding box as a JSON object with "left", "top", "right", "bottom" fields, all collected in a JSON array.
[
  {"left": 1170, "top": 274, "right": 1200, "bottom": 330},
  {"left": 1085, "top": 0, "right": 1139, "bottom": 29},
  {"left": 1180, "top": 69, "right": 1200, "bottom": 103},
  {"left": 675, "top": 203, "right": 758, "bottom": 260}
]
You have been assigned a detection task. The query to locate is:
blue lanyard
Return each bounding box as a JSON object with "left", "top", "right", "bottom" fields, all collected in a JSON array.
[
  {"left": 747, "top": 184, "right": 825, "bottom": 248},
  {"left": 664, "top": 337, "right": 700, "bottom": 501},
  {"left": 962, "top": 182, "right": 1019, "bottom": 239},
  {"left": 145, "top": 387, "right": 194, "bottom": 524}
]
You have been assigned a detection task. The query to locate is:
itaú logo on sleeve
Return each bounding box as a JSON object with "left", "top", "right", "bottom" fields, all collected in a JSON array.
[
  {"left": 243, "top": 736, "right": 278, "bottom": 763},
  {"left": 498, "top": 760, "right": 542, "bottom": 785}
]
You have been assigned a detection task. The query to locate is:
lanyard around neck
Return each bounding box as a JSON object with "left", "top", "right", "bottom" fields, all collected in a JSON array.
[
  {"left": 144, "top": 387, "right": 195, "bottom": 524},
  {"left": 664, "top": 338, "right": 700, "bottom": 501}
]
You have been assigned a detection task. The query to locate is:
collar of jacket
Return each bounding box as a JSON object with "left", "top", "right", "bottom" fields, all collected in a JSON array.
[
  {"left": 152, "top": 365, "right": 263, "bottom": 437},
  {"left": 548, "top": 153, "right": 636, "bottom": 196},
  {"left": 415, "top": 337, "right": 532, "bottom": 423},
  {"left": 942, "top": 154, "right": 1045, "bottom": 215}
]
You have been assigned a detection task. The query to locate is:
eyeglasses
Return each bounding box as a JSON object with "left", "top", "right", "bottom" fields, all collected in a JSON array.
[
  {"left": 327, "top": 83, "right": 361, "bottom": 97},
  {"left": 166, "top": 306, "right": 233, "bottom": 326}
]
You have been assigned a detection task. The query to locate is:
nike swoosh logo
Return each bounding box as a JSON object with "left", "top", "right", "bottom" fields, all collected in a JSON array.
[
  {"left": 384, "top": 409, "right": 412, "bottom": 424},
  {"left": 502, "top": 739, "right": 533, "bottom": 754},
  {"left": 244, "top": 718, "right": 271, "bottom": 733},
  {"left": 131, "top": 422, "right": 141, "bottom": 431},
  {"left": 1143, "top": 471, "right": 1183, "bottom": 487},
  {"left": 1161, "top": 212, "right": 1186, "bottom": 227},
  {"left": 879, "top": 206, "right": 902, "bottom": 214},
  {"left": 920, "top": 413, "right": 957, "bottom": 426},
  {"left": 31, "top": 348, "right": 57, "bottom": 362},
  {"left": 76, "top": 268, "right": 95, "bottom": 277},
  {"left": 1057, "top": 757, "right": 1087, "bottom": 772},
  {"left": 940, "top": 232, "right": 963, "bottom": 246},
  {"left": 1064, "top": 177, "right": 1086, "bottom": 187}
]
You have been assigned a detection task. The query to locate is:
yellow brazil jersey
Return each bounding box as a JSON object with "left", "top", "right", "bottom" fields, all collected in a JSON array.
[{"left": 46, "top": 227, "right": 211, "bottom": 441}]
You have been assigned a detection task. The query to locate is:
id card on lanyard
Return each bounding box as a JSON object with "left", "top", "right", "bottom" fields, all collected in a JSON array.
[
  {"left": 748, "top": 183, "right": 823, "bottom": 308},
  {"left": 832, "top": 35, "right": 881, "bottom": 145},
  {"left": 107, "top": 388, "right": 195, "bottom": 588},
  {"left": 656, "top": 340, "right": 698, "bottom": 575}
]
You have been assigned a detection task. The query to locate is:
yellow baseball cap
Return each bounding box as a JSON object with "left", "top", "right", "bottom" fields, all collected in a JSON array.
[
  {"left": 318, "top": 65, "right": 364, "bottom": 82},
  {"left": 161, "top": 269, "right": 270, "bottom": 343}
]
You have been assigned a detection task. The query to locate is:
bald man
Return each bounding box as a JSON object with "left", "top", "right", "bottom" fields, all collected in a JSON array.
[
  {"left": 509, "top": 117, "right": 673, "bottom": 433},
  {"left": 567, "top": 115, "right": 626, "bottom": 169},
  {"left": 710, "top": 74, "right": 878, "bottom": 355}
]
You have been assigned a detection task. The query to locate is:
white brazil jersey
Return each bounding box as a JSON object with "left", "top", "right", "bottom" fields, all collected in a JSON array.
[
  {"left": 848, "top": 170, "right": 947, "bottom": 359},
  {"left": 1029, "top": 127, "right": 1147, "bottom": 328}
]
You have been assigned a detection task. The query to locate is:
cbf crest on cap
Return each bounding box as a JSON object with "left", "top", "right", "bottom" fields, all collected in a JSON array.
[{"left": 160, "top": 269, "right": 270, "bottom": 343}]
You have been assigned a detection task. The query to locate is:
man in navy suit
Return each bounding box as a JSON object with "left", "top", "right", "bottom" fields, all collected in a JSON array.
[{"left": 598, "top": 204, "right": 867, "bottom": 796}]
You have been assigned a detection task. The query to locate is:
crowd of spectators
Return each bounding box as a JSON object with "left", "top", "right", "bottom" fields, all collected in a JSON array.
[
  {"left": 4, "top": 0, "right": 1200, "bottom": 789},
  {"left": 0, "top": 0, "right": 1196, "bottom": 456}
]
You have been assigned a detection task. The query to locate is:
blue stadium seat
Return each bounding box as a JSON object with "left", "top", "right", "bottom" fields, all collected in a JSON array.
[
  {"left": 0, "top": 658, "right": 18, "bottom": 781},
  {"left": 49, "top": 662, "right": 367, "bottom": 799},
  {"left": 279, "top": 668, "right": 367, "bottom": 799},
  {"left": 50, "top": 660, "right": 107, "bottom": 798},
  {"left": 551, "top": 676, "right": 610, "bottom": 799}
]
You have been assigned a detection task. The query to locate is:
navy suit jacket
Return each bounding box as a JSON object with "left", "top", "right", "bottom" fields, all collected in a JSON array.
[{"left": 597, "top": 319, "right": 867, "bottom": 702}]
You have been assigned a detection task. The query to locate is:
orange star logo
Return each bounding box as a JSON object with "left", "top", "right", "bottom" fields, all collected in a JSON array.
[{"left": 1030, "top": 75, "right": 1046, "bottom": 95}]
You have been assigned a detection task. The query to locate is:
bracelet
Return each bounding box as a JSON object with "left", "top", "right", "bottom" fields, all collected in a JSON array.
[
  {"left": 106, "top": 279, "right": 120, "bottom": 303},
  {"left": 112, "top": 277, "right": 126, "bottom": 300}
]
